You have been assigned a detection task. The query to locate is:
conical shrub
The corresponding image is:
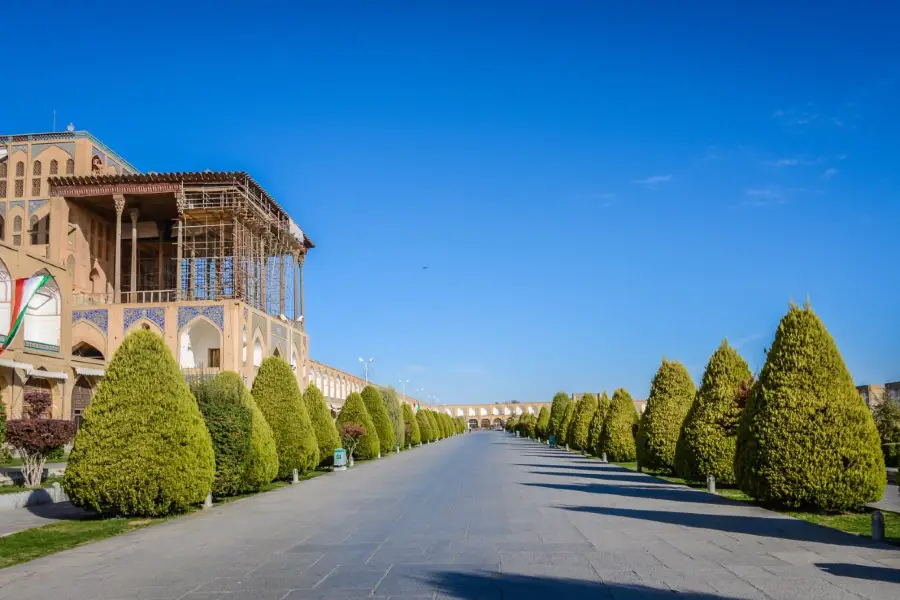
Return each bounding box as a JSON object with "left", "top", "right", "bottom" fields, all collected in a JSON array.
[
  {"left": 588, "top": 392, "right": 611, "bottom": 455},
  {"left": 734, "top": 303, "right": 885, "bottom": 510},
  {"left": 403, "top": 403, "right": 421, "bottom": 445},
  {"left": 416, "top": 410, "right": 433, "bottom": 442},
  {"left": 361, "top": 385, "right": 392, "bottom": 454},
  {"left": 637, "top": 359, "right": 696, "bottom": 473},
  {"left": 303, "top": 383, "right": 341, "bottom": 467},
  {"left": 252, "top": 356, "right": 319, "bottom": 477},
  {"left": 337, "top": 392, "right": 380, "bottom": 459},
  {"left": 65, "top": 330, "right": 214, "bottom": 516},
  {"left": 569, "top": 394, "right": 598, "bottom": 451},
  {"left": 548, "top": 392, "right": 570, "bottom": 440},
  {"left": 425, "top": 410, "right": 440, "bottom": 441},
  {"left": 536, "top": 407, "right": 550, "bottom": 440},
  {"left": 382, "top": 387, "right": 405, "bottom": 448},
  {"left": 675, "top": 341, "right": 752, "bottom": 484},
  {"left": 599, "top": 388, "right": 639, "bottom": 462},
  {"left": 559, "top": 404, "right": 576, "bottom": 447}
]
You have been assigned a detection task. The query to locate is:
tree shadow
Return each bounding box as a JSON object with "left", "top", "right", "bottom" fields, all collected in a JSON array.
[
  {"left": 521, "top": 480, "right": 736, "bottom": 506},
  {"left": 528, "top": 469, "right": 668, "bottom": 485},
  {"left": 557, "top": 504, "right": 879, "bottom": 548},
  {"left": 816, "top": 563, "right": 900, "bottom": 584},
  {"left": 24, "top": 500, "right": 94, "bottom": 521},
  {"left": 425, "top": 571, "right": 735, "bottom": 599}
]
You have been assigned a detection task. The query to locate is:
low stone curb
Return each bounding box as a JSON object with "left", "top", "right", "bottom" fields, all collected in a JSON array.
[{"left": 0, "top": 482, "right": 69, "bottom": 512}]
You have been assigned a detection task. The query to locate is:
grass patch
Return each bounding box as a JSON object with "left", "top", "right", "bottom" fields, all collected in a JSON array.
[
  {"left": 0, "top": 516, "right": 165, "bottom": 569},
  {"left": 0, "top": 476, "right": 66, "bottom": 495}
]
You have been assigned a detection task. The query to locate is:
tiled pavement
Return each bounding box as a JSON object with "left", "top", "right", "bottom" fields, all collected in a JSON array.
[{"left": 0, "top": 433, "right": 898, "bottom": 599}]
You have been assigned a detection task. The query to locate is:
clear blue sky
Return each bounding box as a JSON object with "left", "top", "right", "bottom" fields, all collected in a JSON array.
[{"left": 4, "top": 1, "right": 899, "bottom": 403}]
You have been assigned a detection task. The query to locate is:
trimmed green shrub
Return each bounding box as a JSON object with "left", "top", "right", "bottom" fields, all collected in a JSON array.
[
  {"left": 569, "top": 394, "right": 598, "bottom": 451},
  {"left": 536, "top": 407, "right": 550, "bottom": 440},
  {"left": 403, "top": 403, "right": 421, "bottom": 445},
  {"left": 559, "top": 404, "right": 576, "bottom": 447},
  {"left": 735, "top": 303, "right": 886, "bottom": 510},
  {"left": 599, "top": 388, "right": 638, "bottom": 462},
  {"left": 192, "top": 374, "right": 252, "bottom": 497},
  {"left": 361, "top": 385, "right": 392, "bottom": 455},
  {"left": 65, "top": 330, "right": 214, "bottom": 516},
  {"left": 425, "top": 410, "right": 440, "bottom": 441},
  {"left": 382, "top": 387, "right": 405, "bottom": 448},
  {"left": 675, "top": 341, "right": 752, "bottom": 484},
  {"left": 637, "top": 359, "right": 696, "bottom": 473},
  {"left": 588, "top": 392, "right": 611, "bottom": 455},
  {"left": 506, "top": 415, "right": 519, "bottom": 432},
  {"left": 873, "top": 390, "right": 900, "bottom": 468},
  {"left": 416, "top": 410, "right": 433, "bottom": 442},
  {"left": 252, "top": 356, "right": 319, "bottom": 477},
  {"left": 303, "top": 383, "right": 341, "bottom": 467},
  {"left": 548, "top": 392, "right": 570, "bottom": 440},
  {"left": 432, "top": 411, "right": 446, "bottom": 439},
  {"left": 518, "top": 413, "right": 537, "bottom": 438},
  {"left": 336, "top": 392, "right": 380, "bottom": 460}
]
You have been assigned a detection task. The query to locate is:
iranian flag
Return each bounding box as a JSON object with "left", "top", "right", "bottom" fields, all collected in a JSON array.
[{"left": 0, "top": 275, "right": 52, "bottom": 355}]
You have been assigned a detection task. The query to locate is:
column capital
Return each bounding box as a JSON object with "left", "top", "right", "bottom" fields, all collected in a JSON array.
[
  {"left": 129, "top": 208, "right": 140, "bottom": 222},
  {"left": 113, "top": 194, "right": 126, "bottom": 216}
]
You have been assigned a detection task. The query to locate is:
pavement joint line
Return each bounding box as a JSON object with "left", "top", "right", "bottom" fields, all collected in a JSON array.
[
  {"left": 310, "top": 563, "right": 339, "bottom": 589},
  {"left": 371, "top": 563, "right": 393, "bottom": 594}
]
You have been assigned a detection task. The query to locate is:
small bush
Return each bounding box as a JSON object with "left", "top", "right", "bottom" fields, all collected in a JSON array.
[
  {"left": 192, "top": 375, "right": 253, "bottom": 497},
  {"left": 674, "top": 341, "right": 752, "bottom": 484},
  {"left": 734, "top": 303, "right": 885, "bottom": 510},
  {"left": 637, "top": 359, "right": 696, "bottom": 473},
  {"left": 303, "top": 383, "right": 341, "bottom": 467},
  {"left": 336, "top": 393, "right": 380, "bottom": 459},
  {"left": 382, "top": 387, "right": 405, "bottom": 448},
  {"left": 252, "top": 356, "right": 319, "bottom": 477},
  {"left": 403, "top": 403, "right": 421, "bottom": 445},
  {"left": 416, "top": 410, "right": 433, "bottom": 442},
  {"left": 65, "top": 330, "right": 214, "bottom": 516},
  {"left": 548, "top": 392, "right": 570, "bottom": 440},
  {"left": 339, "top": 423, "right": 367, "bottom": 462},
  {"left": 569, "top": 394, "right": 598, "bottom": 451},
  {"left": 6, "top": 417, "right": 76, "bottom": 488},
  {"left": 599, "top": 388, "right": 638, "bottom": 462},
  {"left": 559, "top": 404, "right": 576, "bottom": 447},
  {"left": 536, "top": 407, "right": 550, "bottom": 440},
  {"left": 361, "top": 386, "right": 392, "bottom": 454}
]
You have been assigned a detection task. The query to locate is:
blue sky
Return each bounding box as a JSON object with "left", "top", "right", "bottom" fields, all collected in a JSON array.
[{"left": 4, "top": 1, "right": 899, "bottom": 403}]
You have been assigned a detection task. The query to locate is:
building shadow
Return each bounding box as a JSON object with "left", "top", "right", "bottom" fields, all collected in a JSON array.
[
  {"left": 556, "top": 504, "right": 878, "bottom": 548},
  {"left": 521, "top": 480, "right": 737, "bottom": 507},
  {"left": 816, "top": 563, "right": 900, "bottom": 584},
  {"left": 527, "top": 469, "right": 671, "bottom": 485},
  {"left": 425, "top": 571, "right": 733, "bottom": 599}
]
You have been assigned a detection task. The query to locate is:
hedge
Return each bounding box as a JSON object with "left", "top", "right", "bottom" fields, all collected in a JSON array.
[
  {"left": 674, "top": 341, "right": 751, "bottom": 484},
  {"left": 424, "top": 410, "right": 440, "bottom": 441},
  {"left": 637, "top": 359, "right": 696, "bottom": 473},
  {"left": 362, "top": 385, "right": 393, "bottom": 455},
  {"left": 416, "top": 410, "right": 433, "bottom": 442},
  {"left": 548, "top": 392, "right": 570, "bottom": 440},
  {"left": 403, "top": 403, "right": 421, "bottom": 445},
  {"left": 252, "top": 356, "right": 319, "bottom": 477},
  {"left": 559, "top": 403, "right": 576, "bottom": 447},
  {"left": 336, "top": 392, "right": 380, "bottom": 459},
  {"left": 303, "top": 383, "right": 341, "bottom": 467},
  {"left": 569, "top": 393, "right": 598, "bottom": 451},
  {"left": 193, "top": 374, "right": 251, "bottom": 497},
  {"left": 588, "top": 392, "right": 611, "bottom": 455},
  {"left": 734, "top": 303, "right": 885, "bottom": 510},
  {"left": 536, "top": 406, "right": 550, "bottom": 440},
  {"left": 598, "top": 388, "right": 638, "bottom": 462},
  {"left": 382, "top": 387, "right": 405, "bottom": 448},
  {"left": 65, "top": 330, "right": 215, "bottom": 516}
]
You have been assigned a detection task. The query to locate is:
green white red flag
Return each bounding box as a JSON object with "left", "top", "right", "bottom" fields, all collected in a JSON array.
[{"left": 0, "top": 275, "right": 52, "bottom": 355}]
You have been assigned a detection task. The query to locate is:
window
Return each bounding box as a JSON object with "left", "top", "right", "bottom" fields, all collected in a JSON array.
[
  {"left": 49, "top": 160, "right": 59, "bottom": 175},
  {"left": 65, "top": 159, "right": 74, "bottom": 175},
  {"left": 13, "top": 216, "right": 22, "bottom": 246},
  {"left": 0, "top": 161, "right": 6, "bottom": 177},
  {"left": 32, "top": 161, "right": 41, "bottom": 176},
  {"left": 0, "top": 215, "right": 4, "bottom": 241},
  {"left": 14, "top": 180, "right": 23, "bottom": 198},
  {"left": 31, "top": 215, "right": 50, "bottom": 245},
  {"left": 15, "top": 162, "right": 24, "bottom": 177},
  {"left": 0, "top": 181, "right": 6, "bottom": 199},
  {"left": 24, "top": 272, "right": 61, "bottom": 349},
  {"left": 208, "top": 348, "right": 221, "bottom": 368},
  {"left": 31, "top": 178, "right": 41, "bottom": 196}
]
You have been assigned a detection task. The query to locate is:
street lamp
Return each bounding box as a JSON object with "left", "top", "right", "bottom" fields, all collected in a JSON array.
[
  {"left": 399, "top": 379, "right": 409, "bottom": 397},
  {"left": 359, "top": 357, "right": 374, "bottom": 384}
]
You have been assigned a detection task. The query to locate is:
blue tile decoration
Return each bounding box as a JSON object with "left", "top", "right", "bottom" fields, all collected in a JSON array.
[
  {"left": 9, "top": 201, "right": 25, "bottom": 211},
  {"left": 28, "top": 199, "right": 48, "bottom": 217},
  {"left": 123, "top": 307, "right": 165, "bottom": 332},
  {"left": 177, "top": 305, "right": 225, "bottom": 331},
  {"left": 72, "top": 309, "right": 109, "bottom": 334},
  {"left": 30, "top": 142, "right": 76, "bottom": 159},
  {"left": 24, "top": 340, "right": 59, "bottom": 353},
  {"left": 271, "top": 323, "right": 286, "bottom": 340},
  {"left": 10, "top": 144, "right": 27, "bottom": 156},
  {"left": 270, "top": 339, "right": 285, "bottom": 356},
  {"left": 107, "top": 160, "right": 120, "bottom": 174},
  {"left": 0, "top": 203, "right": 6, "bottom": 218}
]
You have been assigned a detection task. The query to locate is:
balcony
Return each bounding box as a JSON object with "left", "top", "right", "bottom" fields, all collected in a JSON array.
[{"left": 73, "top": 290, "right": 178, "bottom": 306}]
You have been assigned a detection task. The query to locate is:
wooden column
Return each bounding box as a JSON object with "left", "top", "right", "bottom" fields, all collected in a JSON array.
[
  {"left": 259, "top": 238, "right": 266, "bottom": 313},
  {"left": 157, "top": 227, "right": 164, "bottom": 294},
  {"left": 279, "top": 249, "right": 286, "bottom": 316},
  {"left": 113, "top": 195, "right": 125, "bottom": 303},
  {"left": 292, "top": 252, "right": 300, "bottom": 321},
  {"left": 298, "top": 252, "right": 305, "bottom": 323},
  {"left": 129, "top": 209, "right": 139, "bottom": 302},
  {"left": 176, "top": 219, "right": 183, "bottom": 300}
]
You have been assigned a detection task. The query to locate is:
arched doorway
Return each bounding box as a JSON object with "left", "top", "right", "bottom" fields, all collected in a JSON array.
[
  {"left": 468, "top": 419, "right": 479, "bottom": 430},
  {"left": 72, "top": 341, "right": 104, "bottom": 359},
  {"left": 480, "top": 418, "right": 491, "bottom": 429},
  {"left": 24, "top": 273, "right": 61, "bottom": 351},
  {"left": 492, "top": 418, "right": 503, "bottom": 429},
  {"left": 72, "top": 376, "right": 93, "bottom": 429},
  {"left": 180, "top": 318, "right": 222, "bottom": 369}
]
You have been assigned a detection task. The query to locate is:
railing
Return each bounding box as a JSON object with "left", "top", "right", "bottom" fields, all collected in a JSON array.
[{"left": 73, "top": 289, "right": 178, "bottom": 306}]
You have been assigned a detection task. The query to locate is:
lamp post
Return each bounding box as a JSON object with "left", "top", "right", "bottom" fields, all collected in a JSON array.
[
  {"left": 359, "top": 357, "right": 374, "bottom": 384},
  {"left": 399, "top": 379, "right": 409, "bottom": 398}
]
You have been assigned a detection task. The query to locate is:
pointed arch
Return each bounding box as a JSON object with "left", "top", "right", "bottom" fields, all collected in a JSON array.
[
  {"left": 252, "top": 331, "right": 264, "bottom": 368},
  {"left": 72, "top": 320, "right": 107, "bottom": 359},
  {"left": 72, "top": 376, "right": 94, "bottom": 429},
  {"left": 0, "top": 257, "right": 10, "bottom": 338},
  {"left": 125, "top": 318, "right": 163, "bottom": 337},
  {"left": 24, "top": 272, "right": 61, "bottom": 351},
  {"left": 180, "top": 316, "right": 222, "bottom": 369}
]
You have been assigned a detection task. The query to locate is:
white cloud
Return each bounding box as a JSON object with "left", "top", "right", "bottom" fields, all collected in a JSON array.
[
  {"left": 633, "top": 174, "right": 672, "bottom": 187},
  {"left": 822, "top": 168, "right": 839, "bottom": 180}
]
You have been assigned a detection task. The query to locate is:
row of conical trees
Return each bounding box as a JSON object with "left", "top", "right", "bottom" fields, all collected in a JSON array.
[
  {"left": 63, "top": 330, "right": 466, "bottom": 518},
  {"left": 518, "top": 303, "right": 886, "bottom": 511}
]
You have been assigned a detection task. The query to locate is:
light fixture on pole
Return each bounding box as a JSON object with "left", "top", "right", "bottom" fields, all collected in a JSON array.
[
  {"left": 399, "top": 379, "right": 409, "bottom": 397},
  {"left": 359, "top": 357, "right": 374, "bottom": 384}
]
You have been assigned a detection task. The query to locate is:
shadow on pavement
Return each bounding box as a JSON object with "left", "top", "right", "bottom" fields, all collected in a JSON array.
[
  {"left": 527, "top": 469, "right": 668, "bottom": 485},
  {"left": 24, "top": 501, "right": 93, "bottom": 521},
  {"left": 426, "top": 571, "right": 734, "bottom": 599},
  {"left": 521, "top": 480, "right": 738, "bottom": 507},
  {"left": 557, "top": 504, "right": 878, "bottom": 548},
  {"left": 816, "top": 563, "right": 900, "bottom": 584}
]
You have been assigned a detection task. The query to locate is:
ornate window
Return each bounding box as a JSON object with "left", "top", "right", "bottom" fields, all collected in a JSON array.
[
  {"left": 15, "top": 162, "right": 24, "bottom": 177},
  {"left": 14, "top": 180, "right": 24, "bottom": 198},
  {"left": 65, "top": 159, "right": 75, "bottom": 175},
  {"left": 0, "top": 161, "right": 7, "bottom": 177},
  {"left": 32, "top": 161, "right": 41, "bottom": 176},
  {"left": 24, "top": 272, "right": 61, "bottom": 351},
  {"left": 49, "top": 160, "right": 59, "bottom": 175},
  {"left": 13, "top": 216, "right": 22, "bottom": 246},
  {"left": 0, "top": 258, "right": 10, "bottom": 338},
  {"left": 0, "top": 181, "right": 6, "bottom": 198},
  {"left": 31, "top": 178, "right": 41, "bottom": 196}
]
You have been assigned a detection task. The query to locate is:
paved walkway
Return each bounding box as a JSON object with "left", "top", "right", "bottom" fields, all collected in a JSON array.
[
  {"left": 0, "top": 502, "right": 92, "bottom": 537},
  {"left": 0, "top": 434, "right": 898, "bottom": 599}
]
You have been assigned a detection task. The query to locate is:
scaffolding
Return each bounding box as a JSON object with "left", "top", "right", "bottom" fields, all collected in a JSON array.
[{"left": 177, "top": 175, "right": 307, "bottom": 317}]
